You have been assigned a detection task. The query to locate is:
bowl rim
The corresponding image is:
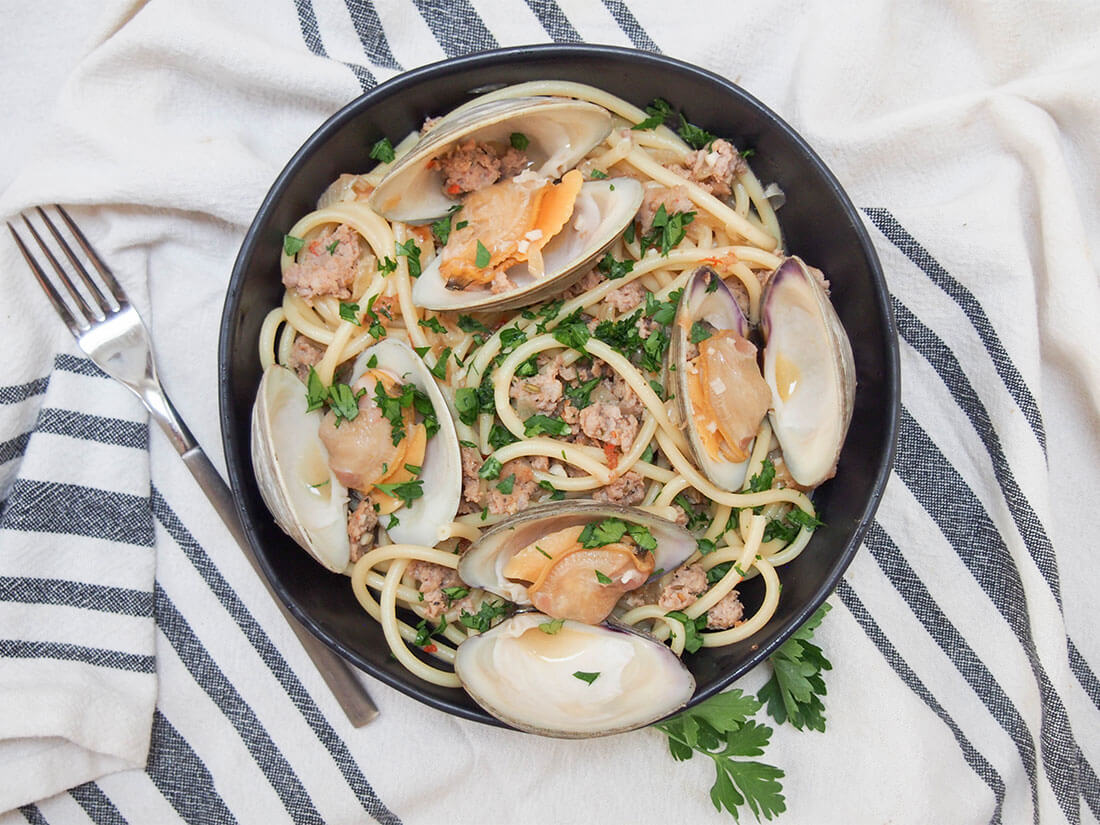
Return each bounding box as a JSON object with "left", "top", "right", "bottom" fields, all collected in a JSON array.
[{"left": 218, "top": 43, "right": 900, "bottom": 727}]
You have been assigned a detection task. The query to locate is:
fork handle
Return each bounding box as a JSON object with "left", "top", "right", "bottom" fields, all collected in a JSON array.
[{"left": 179, "top": 444, "right": 380, "bottom": 727}]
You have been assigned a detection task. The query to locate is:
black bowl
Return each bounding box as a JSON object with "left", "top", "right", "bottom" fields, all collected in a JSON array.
[{"left": 219, "top": 44, "right": 899, "bottom": 729}]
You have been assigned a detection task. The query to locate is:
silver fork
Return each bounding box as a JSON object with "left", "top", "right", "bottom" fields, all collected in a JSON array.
[{"left": 8, "top": 205, "right": 378, "bottom": 727}]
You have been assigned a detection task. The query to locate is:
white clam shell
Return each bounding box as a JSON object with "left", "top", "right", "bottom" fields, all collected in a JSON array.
[
  {"left": 454, "top": 613, "right": 696, "bottom": 738},
  {"left": 251, "top": 365, "right": 351, "bottom": 573},
  {"left": 761, "top": 257, "right": 856, "bottom": 488},
  {"left": 368, "top": 96, "right": 613, "bottom": 223},
  {"left": 412, "top": 177, "right": 643, "bottom": 312}
]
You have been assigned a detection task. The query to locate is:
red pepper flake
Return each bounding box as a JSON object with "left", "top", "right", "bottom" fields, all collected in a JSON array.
[
  {"left": 309, "top": 239, "right": 323, "bottom": 256},
  {"left": 446, "top": 183, "right": 461, "bottom": 195},
  {"left": 603, "top": 442, "right": 619, "bottom": 470},
  {"left": 422, "top": 644, "right": 438, "bottom": 654}
]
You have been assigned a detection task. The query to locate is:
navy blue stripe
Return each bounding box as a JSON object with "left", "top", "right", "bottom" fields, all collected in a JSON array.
[
  {"left": 151, "top": 489, "right": 402, "bottom": 825},
  {"left": 600, "top": 0, "right": 660, "bottom": 52},
  {"left": 411, "top": 0, "right": 497, "bottom": 58},
  {"left": 836, "top": 579, "right": 1005, "bottom": 823},
  {"left": 0, "top": 639, "right": 154, "bottom": 673},
  {"left": 0, "top": 430, "right": 30, "bottom": 464},
  {"left": 0, "top": 576, "right": 152, "bottom": 617},
  {"left": 892, "top": 296, "right": 1061, "bottom": 607},
  {"left": 293, "top": 0, "right": 376, "bottom": 92},
  {"left": 863, "top": 520, "right": 1037, "bottom": 820},
  {"left": 524, "top": 0, "right": 581, "bottom": 42},
  {"left": 0, "top": 480, "right": 154, "bottom": 545},
  {"left": 54, "top": 354, "right": 108, "bottom": 379},
  {"left": 18, "top": 805, "right": 49, "bottom": 825},
  {"left": 155, "top": 585, "right": 324, "bottom": 824},
  {"left": 896, "top": 408, "right": 1081, "bottom": 822},
  {"left": 1068, "top": 639, "right": 1100, "bottom": 711},
  {"left": 864, "top": 208, "right": 1047, "bottom": 455},
  {"left": 0, "top": 377, "right": 48, "bottom": 405},
  {"left": 147, "top": 710, "right": 238, "bottom": 825},
  {"left": 1081, "top": 757, "right": 1100, "bottom": 820},
  {"left": 69, "top": 783, "right": 128, "bottom": 825},
  {"left": 36, "top": 408, "right": 148, "bottom": 450},
  {"left": 342, "top": 0, "right": 402, "bottom": 70}
]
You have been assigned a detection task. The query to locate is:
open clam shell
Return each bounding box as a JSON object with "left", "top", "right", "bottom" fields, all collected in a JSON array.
[
  {"left": 760, "top": 257, "right": 856, "bottom": 488},
  {"left": 454, "top": 612, "right": 696, "bottom": 738},
  {"left": 368, "top": 96, "right": 614, "bottom": 223},
  {"left": 670, "top": 267, "right": 769, "bottom": 491},
  {"left": 458, "top": 500, "right": 695, "bottom": 606},
  {"left": 251, "top": 365, "right": 351, "bottom": 573},
  {"left": 346, "top": 339, "right": 462, "bottom": 547},
  {"left": 412, "top": 177, "right": 643, "bottom": 312}
]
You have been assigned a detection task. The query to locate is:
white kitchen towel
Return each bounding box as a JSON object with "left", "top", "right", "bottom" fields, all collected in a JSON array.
[{"left": 0, "top": 1, "right": 1097, "bottom": 824}]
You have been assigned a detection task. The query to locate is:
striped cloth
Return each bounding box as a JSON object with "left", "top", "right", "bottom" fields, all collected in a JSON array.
[{"left": 1, "top": 1, "right": 1098, "bottom": 823}]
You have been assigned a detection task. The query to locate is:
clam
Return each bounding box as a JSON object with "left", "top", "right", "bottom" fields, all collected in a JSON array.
[
  {"left": 250, "top": 339, "right": 462, "bottom": 573},
  {"left": 413, "top": 176, "right": 643, "bottom": 312},
  {"left": 760, "top": 257, "right": 856, "bottom": 488},
  {"left": 251, "top": 365, "right": 351, "bottom": 573},
  {"left": 458, "top": 501, "right": 695, "bottom": 625},
  {"left": 670, "top": 267, "right": 772, "bottom": 491},
  {"left": 368, "top": 96, "right": 613, "bottom": 223},
  {"left": 454, "top": 613, "right": 696, "bottom": 738}
]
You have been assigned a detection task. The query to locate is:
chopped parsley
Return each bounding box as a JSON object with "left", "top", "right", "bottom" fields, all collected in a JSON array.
[
  {"left": 535, "top": 545, "right": 552, "bottom": 559},
  {"left": 748, "top": 459, "right": 776, "bottom": 493},
  {"left": 495, "top": 474, "right": 516, "bottom": 495},
  {"left": 488, "top": 422, "right": 518, "bottom": 451},
  {"left": 578, "top": 519, "right": 657, "bottom": 552},
  {"left": 283, "top": 234, "right": 305, "bottom": 256},
  {"left": 523, "top": 414, "right": 570, "bottom": 438},
  {"left": 339, "top": 302, "right": 360, "bottom": 325},
  {"left": 404, "top": 463, "right": 421, "bottom": 475},
  {"left": 590, "top": 169, "right": 608, "bottom": 179},
  {"left": 478, "top": 456, "right": 503, "bottom": 480},
  {"left": 498, "top": 326, "right": 527, "bottom": 353},
  {"left": 454, "top": 387, "right": 480, "bottom": 426},
  {"left": 305, "top": 367, "right": 327, "bottom": 412},
  {"left": 665, "top": 610, "right": 708, "bottom": 654},
  {"left": 373, "top": 381, "right": 439, "bottom": 445},
  {"left": 533, "top": 299, "right": 564, "bottom": 332},
  {"left": 552, "top": 311, "right": 590, "bottom": 352},
  {"left": 649, "top": 379, "right": 667, "bottom": 401},
  {"left": 740, "top": 147, "right": 756, "bottom": 159},
  {"left": 595, "top": 570, "right": 613, "bottom": 585},
  {"left": 441, "top": 586, "right": 468, "bottom": 604},
  {"left": 596, "top": 251, "right": 634, "bottom": 281},
  {"left": 366, "top": 354, "right": 378, "bottom": 369},
  {"left": 641, "top": 205, "right": 696, "bottom": 256},
  {"left": 644, "top": 289, "right": 681, "bottom": 325},
  {"left": 459, "top": 439, "right": 478, "bottom": 449},
  {"left": 325, "top": 238, "right": 340, "bottom": 255},
  {"left": 429, "top": 347, "right": 451, "bottom": 380},
  {"left": 706, "top": 561, "right": 733, "bottom": 586},
  {"left": 431, "top": 204, "right": 462, "bottom": 246},
  {"left": 690, "top": 321, "right": 713, "bottom": 344},
  {"left": 538, "top": 618, "right": 564, "bottom": 635},
  {"left": 674, "top": 493, "right": 712, "bottom": 532},
  {"left": 696, "top": 538, "right": 718, "bottom": 555},
  {"left": 459, "top": 600, "right": 508, "bottom": 633},
  {"left": 326, "top": 382, "right": 366, "bottom": 424},
  {"left": 573, "top": 671, "right": 601, "bottom": 685},
  {"left": 363, "top": 294, "right": 387, "bottom": 340},
  {"left": 418, "top": 317, "right": 447, "bottom": 334},
  {"left": 515, "top": 356, "right": 539, "bottom": 378},
  {"left": 757, "top": 604, "right": 832, "bottom": 732},
  {"left": 373, "top": 480, "right": 424, "bottom": 508},
  {"left": 632, "top": 97, "right": 673, "bottom": 131},
  {"left": 395, "top": 239, "right": 422, "bottom": 278},
  {"left": 563, "top": 375, "right": 602, "bottom": 410},
  {"left": 677, "top": 114, "right": 718, "bottom": 150},
  {"left": 509, "top": 131, "right": 529, "bottom": 150},
  {"left": 457, "top": 315, "right": 489, "bottom": 335},
  {"left": 369, "top": 137, "right": 395, "bottom": 163},
  {"left": 413, "top": 616, "right": 446, "bottom": 647},
  {"left": 475, "top": 240, "right": 491, "bottom": 268},
  {"left": 537, "top": 480, "right": 565, "bottom": 501},
  {"left": 378, "top": 256, "right": 397, "bottom": 276}
]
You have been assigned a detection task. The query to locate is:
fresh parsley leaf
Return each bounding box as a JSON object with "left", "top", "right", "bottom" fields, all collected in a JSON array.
[
  {"left": 367, "top": 354, "right": 378, "bottom": 369},
  {"left": 649, "top": 379, "right": 667, "bottom": 401},
  {"left": 590, "top": 169, "right": 608, "bottom": 179},
  {"left": 441, "top": 586, "right": 468, "bottom": 604},
  {"left": 533, "top": 299, "right": 564, "bottom": 332},
  {"left": 431, "top": 204, "right": 462, "bottom": 246},
  {"left": 378, "top": 256, "right": 397, "bottom": 276},
  {"left": 577, "top": 519, "right": 656, "bottom": 551},
  {"left": 538, "top": 618, "right": 564, "bottom": 635},
  {"left": 757, "top": 604, "right": 832, "bottom": 732},
  {"left": 283, "top": 234, "right": 305, "bottom": 256},
  {"left": 537, "top": 479, "right": 565, "bottom": 501},
  {"left": 706, "top": 275, "right": 721, "bottom": 293},
  {"left": 697, "top": 538, "right": 718, "bottom": 555},
  {"left": 763, "top": 517, "right": 800, "bottom": 544},
  {"left": 523, "top": 414, "right": 570, "bottom": 438},
  {"left": 787, "top": 508, "right": 825, "bottom": 530},
  {"left": 678, "top": 114, "right": 718, "bottom": 150},
  {"left": 509, "top": 131, "right": 529, "bottom": 151},
  {"left": 459, "top": 600, "right": 507, "bottom": 633},
  {"left": 596, "top": 251, "right": 634, "bottom": 281},
  {"left": 498, "top": 326, "right": 527, "bottom": 353},
  {"left": 691, "top": 321, "right": 713, "bottom": 344},
  {"left": 563, "top": 376, "right": 602, "bottom": 410},
  {"left": 327, "top": 382, "right": 365, "bottom": 424},
  {"left": 369, "top": 137, "right": 395, "bottom": 163},
  {"left": 665, "top": 610, "right": 708, "bottom": 654},
  {"left": 552, "top": 312, "right": 590, "bottom": 352},
  {"left": 305, "top": 367, "right": 327, "bottom": 412},
  {"left": 488, "top": 422, "right": 518, "bottom": 451},
  {"left": 706, "top": 561, "right": 733, "bottom": 586},
  {"left": 747, "top": 459, "right": 776, "bottom": 493},
  {"left": 429, "top": 347, "right": 451, "bottom": 379},
  {"left": 632, "top": 97, "right": 673, "bottom": 131},
  {"left": 495, "top": 474, "right": 516, "bottom": 494},
  {"left": 364, "top": 294, "right": 387, "bottom": 340},
  {"left": 514, "top": 355, "right": 539, "bottom": 378},
  {"left": 641, "top": 327, "right": 670, "bottom": 373},
  {"left": 573, "top": 671, "right": 600, "bottom": 685},
  {"left": 459, "top": 439, "right": 478, "bottom": 449},
  {"left": 624, "top": 222, "right": 636, "bottom": 244},
  {"left": 457, "top": 315, "right": 490, "bottom": 335},
  {"left": 644, "top": 289, "right": 681, "bottom": 325},
  {"left": 595, "top": 570, "right": 613, "bottom": 585},
  {"left": 395, "top": 239, "right": 422, "bottom": 278},
  {"left": 325, "top": 238, "right": 340, "bottom": 255},
  {"left": 641, "top": 205, "right": 696, "bottom": 256},
  {"left": 740, "top": 147, "right": 756, "bottom": 159},
  {"left": 454, "top": 387, "right": 480, "bottom": 426},
  {"left": 418, "top": 317, "right": 447, "bottom": 334},
  {"left": 478, "top": 456, "right": 503, "bottom": 480},
  {"left": 374, "top": 480, "right": 424, "bottom": 508},
  {"left": 413, "top": 616, "right": 446, "bottom": 646},
  {"left": 674, "top": 493, "right": 711, "bottom": 532},
  {"left": 475, "top": 240, "right": 491, "bottom": 268},
  {"left": 339, "top": 302, "right": 360, "bottom": 325},
  {"left": 404, "top": 463, "right": 421, "bottom": 475}
]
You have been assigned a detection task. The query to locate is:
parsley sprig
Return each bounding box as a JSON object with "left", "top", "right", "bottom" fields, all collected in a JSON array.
[{"left": 756, "top": 604, "right": 832, "bottom": 731}]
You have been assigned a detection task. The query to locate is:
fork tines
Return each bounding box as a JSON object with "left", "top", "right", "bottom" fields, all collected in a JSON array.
[{"left": 7, "top": 205, "right": 128, "bottom": 336}]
